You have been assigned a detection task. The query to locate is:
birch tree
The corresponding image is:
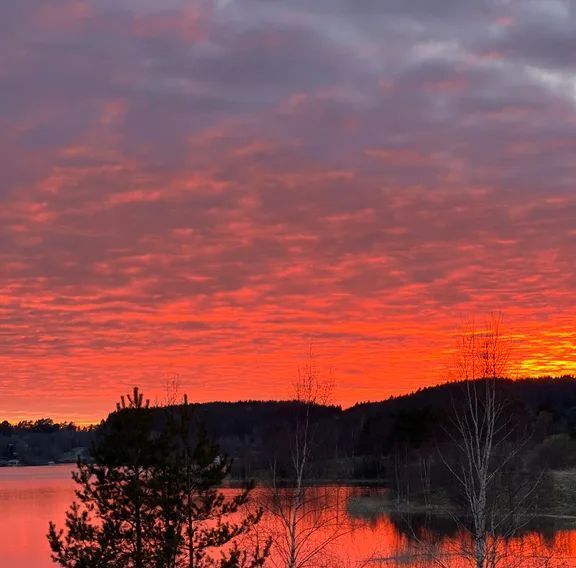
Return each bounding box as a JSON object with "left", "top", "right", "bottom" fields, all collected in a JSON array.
[
  {"left": 264, "top": 349, "right": 345, "bottom": 568},
  {"left": 443, "top": 315, "right": 550, "bottom": 568}
]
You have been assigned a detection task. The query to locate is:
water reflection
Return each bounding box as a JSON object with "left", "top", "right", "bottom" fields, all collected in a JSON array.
[
  {"left": 0, "top": 468, "right": 575, "bottom": 567},
  {"left": 344, "top": 487, "right": 576, "bottom": 567},
  {"left": 0, "top": 465, "right": 73, "bottom": 568}
]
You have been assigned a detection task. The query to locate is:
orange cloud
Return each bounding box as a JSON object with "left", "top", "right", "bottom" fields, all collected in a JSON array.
[{"left": 1, "top": 0, "right": 575, "bottom": 423}]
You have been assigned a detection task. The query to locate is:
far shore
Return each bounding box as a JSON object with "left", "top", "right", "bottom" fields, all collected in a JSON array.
[{"left": 346, "top": 469, "right": 576, "bottom": 523}]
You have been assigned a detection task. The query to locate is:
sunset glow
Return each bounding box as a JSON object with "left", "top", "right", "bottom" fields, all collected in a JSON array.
[{"left": 1, "top": 0, "right": 576, "bottom": 423}]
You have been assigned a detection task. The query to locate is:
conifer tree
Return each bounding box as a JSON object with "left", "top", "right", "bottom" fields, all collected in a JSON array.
[{"left": 48, "top": 388, "right": 269, "bottom": 568}]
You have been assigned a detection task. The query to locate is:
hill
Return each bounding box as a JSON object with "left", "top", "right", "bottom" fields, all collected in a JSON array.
[
  {"left": 5, "top": 376, "right": 576, "bottom": 473},
  {"left": 119, "top": 375, "right": 576, "bottom": 479}
]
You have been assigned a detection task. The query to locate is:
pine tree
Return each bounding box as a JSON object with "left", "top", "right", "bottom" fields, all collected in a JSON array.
[{"left": 48, "top": 388, "right": 269, "bottom": 568}]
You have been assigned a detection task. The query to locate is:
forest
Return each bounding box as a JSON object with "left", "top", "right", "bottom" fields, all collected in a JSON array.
[{"left": 5, "top": 375, "right": 576, "bottom": 477}]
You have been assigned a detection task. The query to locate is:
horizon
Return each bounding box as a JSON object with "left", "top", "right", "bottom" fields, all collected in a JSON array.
[
  {"left": 7, "top": 373, "right": 576, "bottom": 426},
  {"left": 1, "top": 1, "right": 576, "bottom": 423}
]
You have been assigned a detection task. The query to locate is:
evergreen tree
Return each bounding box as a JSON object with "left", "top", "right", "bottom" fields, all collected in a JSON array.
[
  {"left": 48, "top": 388, "right": 269, "bottom": 568},
  {"left": 170, "top": 396, "right": 270, "bottom": 568}
]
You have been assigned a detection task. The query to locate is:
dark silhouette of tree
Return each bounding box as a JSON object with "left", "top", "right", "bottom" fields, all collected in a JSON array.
[
  {"left": 170, "top": 395, "right": 271, "bottom": 568},
  {"left": 437, "top": 316, "right": 552, "bottom": 568},
  {"left": 47, "top": 387, "right": 269, "bottom": 568},
  {"left": 263, "top": 349, "right": 347, "bottom": 568}
]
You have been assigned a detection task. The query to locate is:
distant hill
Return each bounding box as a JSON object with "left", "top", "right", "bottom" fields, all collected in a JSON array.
[
  {"left": 100, "top": 375, "right": 576, "bottom": 479},
  {"left": 5, "top": 376, "right": 576, "bottom": 473}
]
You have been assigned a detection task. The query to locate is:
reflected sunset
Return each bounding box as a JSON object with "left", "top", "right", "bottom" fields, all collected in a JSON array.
[{"left": 2, "top": 470, "right": 576, "bottom": 567}]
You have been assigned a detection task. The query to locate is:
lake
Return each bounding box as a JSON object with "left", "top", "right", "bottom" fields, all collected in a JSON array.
[{"left": 1, "top": 465, "right": 576, "bottom": 567}]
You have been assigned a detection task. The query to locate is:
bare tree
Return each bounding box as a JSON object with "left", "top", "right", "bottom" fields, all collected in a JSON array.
[
  {"left": 164, "top": 374, "right": 181, "bottom": 406},
  {"left": 263, "top": 348, "right": 346, "bottom": 568},
  {"left": 440, "top": 314, "right": 555, "bottom": 568},
  {"left": 393, "top": 315, "right": 560, "bottom": 568},
  {"left": 448, "top": 315, "right": 512, "bottom": 567}
]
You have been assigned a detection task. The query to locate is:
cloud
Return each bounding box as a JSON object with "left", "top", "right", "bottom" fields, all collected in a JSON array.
[{"left": 0, "top": 0, "right": 575, "bottom": 421}]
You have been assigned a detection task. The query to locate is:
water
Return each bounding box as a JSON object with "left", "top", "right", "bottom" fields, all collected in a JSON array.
[
  {"left": 1, "top": 466, "right": 575, "bottom": 567},
  {"left": 0, "top": 465, "right": 71, "bottom": 567}
]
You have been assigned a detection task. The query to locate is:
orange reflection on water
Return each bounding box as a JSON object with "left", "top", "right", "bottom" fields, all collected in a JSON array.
[
  {"left": 1, "top": 467, "right": 575, "bottom": 567},
  {"left": 0, "top": 465, "right": 73, "bottom": 568}
]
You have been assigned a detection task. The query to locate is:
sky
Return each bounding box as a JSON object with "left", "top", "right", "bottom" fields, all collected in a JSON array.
[{"left": 1, "top": 0, "right": 576, "bottom": 423}]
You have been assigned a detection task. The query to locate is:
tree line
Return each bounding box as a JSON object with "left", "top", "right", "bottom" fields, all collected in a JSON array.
[
  {"left": 0, "top": 419, "right": 95, "bottom": 465},
  {"left": 5, "top": 376, "right": 576, "bottom": 473}
]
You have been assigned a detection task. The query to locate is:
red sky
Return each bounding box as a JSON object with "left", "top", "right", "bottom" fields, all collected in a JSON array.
[{"left": 1, "top": 0, "right": 576, "bottom": 423}]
